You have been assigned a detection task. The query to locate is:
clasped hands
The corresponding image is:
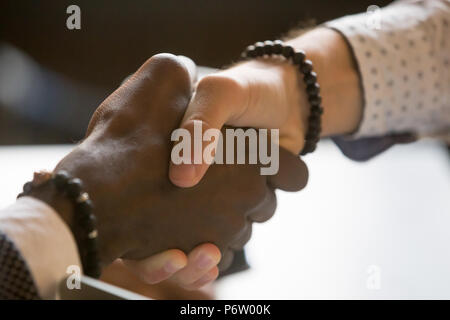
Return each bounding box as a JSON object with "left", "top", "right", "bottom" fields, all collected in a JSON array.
[{"left": 53, "top": 54, "right": 309, "bottom": 290}]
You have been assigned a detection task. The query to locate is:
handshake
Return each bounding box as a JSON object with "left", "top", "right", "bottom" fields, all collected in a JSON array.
[{"left": 37, "top": 54, "right": 309, "bottom": 290}]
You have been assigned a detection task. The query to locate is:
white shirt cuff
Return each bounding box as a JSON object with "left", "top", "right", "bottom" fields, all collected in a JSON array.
[{"left": 0, "top": 196, "right": 81, "bottom": 299}]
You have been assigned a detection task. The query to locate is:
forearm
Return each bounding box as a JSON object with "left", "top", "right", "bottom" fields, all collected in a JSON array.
[{"left": 285, "top": 28, "right": 363, "bottom": 137}]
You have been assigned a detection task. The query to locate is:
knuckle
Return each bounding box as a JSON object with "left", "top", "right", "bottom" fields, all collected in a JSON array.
[
  {"left": 197, "top": 74, "right": 244, "bottom": 92},
  {"left": 140, "top": 53, "right": 181, "bottom": 75},
  {"left": 230, "top": 223, "right": 252, "bottom": 250},
  {"left": 246, "top": 182, "right": 269, "bottom": 210},
  {"left": 196, "top": 74, "right": 248, "bottom": 110},
  {"left": 137, "top": 53, "right": 191, "bottom": 91},
  {"left": 248, "top": 189, "right": 277, "bottom": 223}
]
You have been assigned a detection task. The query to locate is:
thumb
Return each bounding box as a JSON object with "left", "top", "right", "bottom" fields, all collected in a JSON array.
[
  {"left": 267, "top": 147, "right": 309, "bottom": 192},
  {"left": 169, "top": 75, "right": 246, "bottom": 187}
]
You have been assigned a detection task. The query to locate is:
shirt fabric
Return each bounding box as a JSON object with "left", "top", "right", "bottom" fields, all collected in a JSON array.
[
  {"left": 326, "top": 0, "right": 450, "bottom": 160},
  {"left": 0, "top": 230, "right": 40, "bottom": 299}
]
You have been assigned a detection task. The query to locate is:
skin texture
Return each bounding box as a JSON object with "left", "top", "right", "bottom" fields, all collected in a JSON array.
[
  {"left": 51, "top": 54, "right": 309, "bottom": 275},
  {"left": 169, "top": 28, "right": 363, "bottom": 188}
]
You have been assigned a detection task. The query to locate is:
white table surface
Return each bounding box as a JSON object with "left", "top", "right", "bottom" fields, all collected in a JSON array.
[{"left": 0, "top": 139, "right": 449, "bottom": 299}]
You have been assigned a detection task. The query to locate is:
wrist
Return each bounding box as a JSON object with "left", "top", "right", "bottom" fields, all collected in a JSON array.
[
  {"left": 28, "top": 178, "right": 75, "bottom": 230},
  {"left": 229, "top": 59, "right": 309, "bottom": 154},
  {"left": 21, "top": 170, "right": 102, "bottom": 277},
  {"left": 54, "top": 154, "right": 128, "bottom": 266},
  {"left": 286, "top": 27, "right": 363, "bottom": 137}
]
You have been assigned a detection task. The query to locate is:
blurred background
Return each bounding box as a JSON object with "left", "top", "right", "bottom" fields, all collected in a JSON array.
[{"left": 0, "top": 0, "right": 392, "bottom": 144}]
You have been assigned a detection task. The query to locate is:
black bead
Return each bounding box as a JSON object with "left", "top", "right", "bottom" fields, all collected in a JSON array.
[
  {"left": 300, "top": 142, "right": 315, "bottom": 155},
  {"left": 22, "top": 182, "right": 33, "bottom": 194},
  {"left": 282, "top": 45, "right": 294, "bottom": 58},
  {"left": 247, "top": 47, "right": 257, "bottom": 58},
  {"left": 308, "top": 143, "right": 317, "bottom": 153},
  {"left": 308, "top": 121, "right": 321, "bottom": 131},
  {"left": 85, "top": 262, "right": 101, "bottom": 278},
  {"left": 84, "top": 244, "right": 99, "bottom": 255},
  {"left": 308, "top": 94, "right": 322, "bottom": 106},
  {"left": 246, "top": 44, "right": 255, "bottom": 52},
  {"left": 85, "top": 237, "right": 99, "bottom": 250},
  {"left": 305, "top": 140, "right": 316, "bottom": 149},
  {"left": 292, "top": 50, "right": 306, "bottom": 64},
  {"left": 263, "top": 40, "right": 274, "bottom": 55},
  {"left": 85, "top": 248, "right": 99, "bottom": 265},
  {"left": 66, "top": 178, "right": 83, "bottom": 199},
  {"left": 307, "top": 83, "right": 320, "bottom": 96},
  {"left": 76, "top": 199, "right": 93, "bottom": 215},
  {"left": 309, "top": 127, "right": 321, "bottom": 138},
  {"left": 300, "top": 60, "right": 313, "bottom": 74},
  {"left": 79, "top": 213, "right": 96, "bottom": 232},
  {"left": 308, "top": 114, "right": 321, "bottom": 123},
  {"left": 306, "top": 132, "right": 318, "bottom": 140},
  {"left": 273, "top": 40, "right": 283, "bottom": 54},
  {"left": 53, "top": 170, "right": 71, "bottom": 190},
  {"left": 243, "top": 45, "right": 256, "bottom": 58},
  {"left": 80, "top": 237, "right": 97, "bottom": 252},
  {"left": 315, "top": 130, "right": 322, "bottom": 139},
  {"left": 254, "top": 42, "right": 264, "bottom": 56},
  {"left": 308, "top": 124, "right": 321, "bottom": 137},
  {"left": 308, "top": 129, "right": 320, "bottom": 139},
  {"left": 304, "top": 71, "right": 317, "bottom": 85},
  {"left": 310, "top": 106, "right": 324, "bottom": 116}
]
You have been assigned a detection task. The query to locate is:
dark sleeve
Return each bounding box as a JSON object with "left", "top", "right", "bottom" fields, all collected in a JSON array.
[
  {"left": 332, "top": 132, "right": 417, "bottom": 161},
  {"left": 219, "top": 249, "right": 250, "bottom": 278},
  {"left": 0, "top": 231, "right": 40, "bottom": 299}
]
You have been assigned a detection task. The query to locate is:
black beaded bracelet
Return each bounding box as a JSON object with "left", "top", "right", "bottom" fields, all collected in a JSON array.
[
  {"left": 18, "top": 170, "right": 101, "bottom": 278},
  {"left": 240, "top": 40, "right": 323, "bottom": 155}
]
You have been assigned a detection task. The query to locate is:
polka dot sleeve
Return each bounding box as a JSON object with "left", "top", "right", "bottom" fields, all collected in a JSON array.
[{"left": 325, "top": 0, "right": 450, "bottom": 139}]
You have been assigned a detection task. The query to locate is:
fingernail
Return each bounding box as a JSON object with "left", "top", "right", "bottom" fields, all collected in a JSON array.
[
  {"left": 195, "top": 254, "right": 213, "bottom": 270},
  {"left": 169, "top": 163, "right": 197, "bottom": 187},
  {"left": 193, "top": 272, "right": 217, "bottom": 288}
]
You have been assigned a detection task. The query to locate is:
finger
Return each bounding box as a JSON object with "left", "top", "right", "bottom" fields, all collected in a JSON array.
[
  {"left": 172, "top": 243, "right": 221, "bottom": 287},
  {"left": 229, "top": 223, "right": 253, "bottom": 250},
  {"left": 169, "top": 74, "right": 247, "bottom": 188},
  {"left": 267, "top": 147, "right": 309, "bottom": 191},
  {"left": 218, "top": 249, "right": 235, "bottom": 272},
  {"left": 248, "top": 188, "right": 277, "bottom": 223},
  {"left": 181, "top": 266, "right": 219, "bottom": 291},
  {"left": 122, "top": 249, "right": 187, "bottom": 285}
]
